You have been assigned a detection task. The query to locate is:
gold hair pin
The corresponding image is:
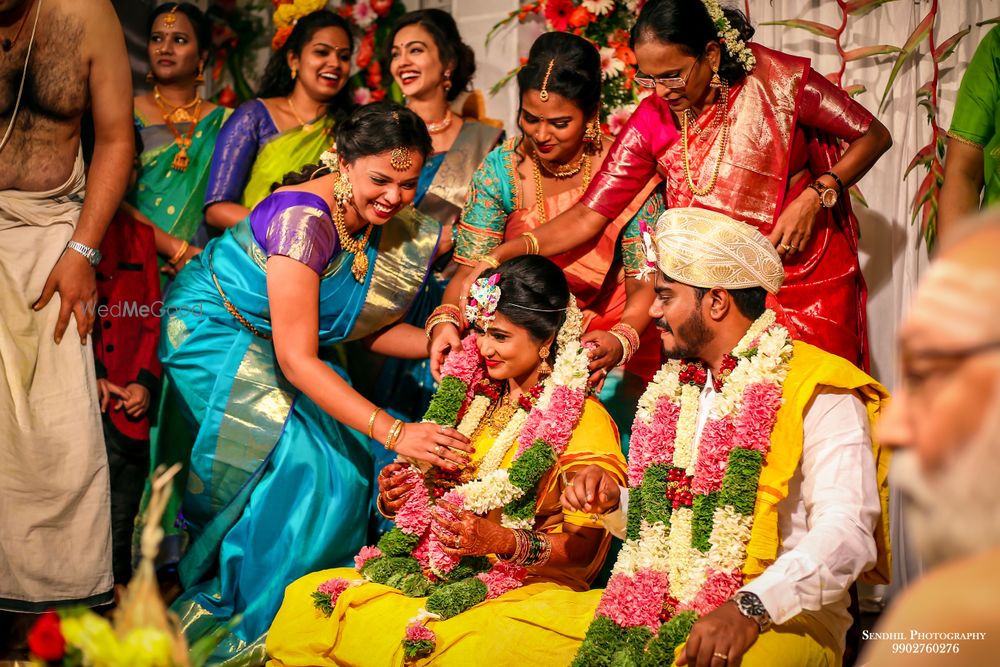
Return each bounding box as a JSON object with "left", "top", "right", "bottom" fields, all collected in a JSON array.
[
  {"left": 164, "top": 5, "right": 178, "bottom": 27},
  {"left": 390, "top": 146, "right": 412, "bottom": 171},
  {"left": 539, "top": 58, "right": 555, "bottom": 102}
]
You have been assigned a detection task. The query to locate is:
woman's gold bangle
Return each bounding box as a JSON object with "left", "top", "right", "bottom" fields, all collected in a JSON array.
[
  {"left": 367, "top": 407, "right": 383, "bottom": 440},
  {"left": 385, "top": 419, "right": 404, "bottom": 451},
  {"left": 480, "top": 254, "right": 501, "bottom": 270},
  {"left": 520, "top": 231, "right": 540, "bottom": 255},
  {"left": 376, "top": 494, "right": 397, "bottom": 520},
  {"left": 168, "top": 239, "right": 189, "bottom": 266}
]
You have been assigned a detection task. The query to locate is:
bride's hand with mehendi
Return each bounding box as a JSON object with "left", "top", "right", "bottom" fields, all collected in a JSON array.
[
  {"left": 431, "top": 499, "right": 516, "bottom": 558},
  {"left": 429, "top": 321, "right": 462, "bottom": 381},
  {"left": 377, "top": 463, "right": 417, "bottom": 515},
  {"left": 393, "top": 423, "right": 473, "bottom": 472}
]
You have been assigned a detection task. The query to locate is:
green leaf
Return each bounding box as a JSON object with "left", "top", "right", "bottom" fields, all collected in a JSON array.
[
  {"left": 879, "top": 10, "right": 935, "bottom": 111},
  {"left": 846, "top": 0, "right": 901, "bottom": 18},
  {"left": 485, "top": 8, "right": 521, "bottom": 47},
  {"left": 489, "top": 66, "right": 522, "bottom": 98},
  {"left": 843, "top": 44, "right": 902, "bottom": 61},
  {"left": 844, "top": 84, "right": 867, "bottom": 98},
  {"left": 904, "top": 143, "right": 934, "bottom": 179},
  {"left": 933, "top": 26, "right": 972, "bottom": 63},
  {"left": 760, "top": 19, "right": 840, "bottom": 40}
]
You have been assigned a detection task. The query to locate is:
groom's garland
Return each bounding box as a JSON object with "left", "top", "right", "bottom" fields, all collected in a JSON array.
[
  {"left": 311, "top": 296, "right": 592, "bottom": 660},
  {"left": 572, "top": 310, "right": 792, "bottom": 665}
]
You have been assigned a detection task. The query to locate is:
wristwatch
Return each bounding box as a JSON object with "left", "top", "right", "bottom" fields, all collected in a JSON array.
[
  {"left": 807, "top": 180, "right": 838, "bottom": 208},
  {"left": 65, "top": 240, "right": 102, "bottom": 267},
  {"left": 732, "top": 591, "right": 772, "bottom": 632}
]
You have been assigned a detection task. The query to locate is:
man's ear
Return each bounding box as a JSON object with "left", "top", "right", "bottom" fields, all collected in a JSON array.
[{"left": 707, "top": 286, "right": 731, "bottom": 322}]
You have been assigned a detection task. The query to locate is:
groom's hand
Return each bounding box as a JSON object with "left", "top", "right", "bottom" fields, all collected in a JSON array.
[{"left": 561, "top": 464, "right": 620, "bottom": 515}]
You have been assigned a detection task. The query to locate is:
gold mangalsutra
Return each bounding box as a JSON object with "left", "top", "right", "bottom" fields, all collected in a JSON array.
[
  {"left": 331, "top": 197, "right": 374, "bottom": 282},
  {"left": 390, "top": 146, "right": 413, "bottom": 171},
  {"left": 154, "top": 86, "right": 202, "bottom": 171},
  {"left": 425, "top": 110, "right": 453, "bottom": 134},
  {"left": 539, "top": 58, "right": 555, "bottom": 102},
  {"left": 530, "top": 150, "right": 592, "bottom": 225},
  {"left": 681, "top": 82, "right": 729, "bottom": 197}
]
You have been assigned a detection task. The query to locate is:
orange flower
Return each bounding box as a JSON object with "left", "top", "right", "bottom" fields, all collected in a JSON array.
[
  {"left": 271, "top": 25, "right": 293, "bottom": 51},
  {"left": 338, "top": 4, "right": 354, "bottom": 19},
  {"left": 568, "top": 6, "right": 592, "bottom": 28},
  {"left": 367, "top": 59, "right": 382, "bottom": 89},
  {"left": 356, "top": 32, "right": 375, "bottom": 69},
  {"left": 616, "top": 45, "right": 637, "bottom": 66},
  {"left": 371, "top": 0, "right": 393, "bottom": 16}
]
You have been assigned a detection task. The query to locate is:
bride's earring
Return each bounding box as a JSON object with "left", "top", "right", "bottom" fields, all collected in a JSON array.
[{"left": 538, "top": 345, "right": 552, "bottom": 376}]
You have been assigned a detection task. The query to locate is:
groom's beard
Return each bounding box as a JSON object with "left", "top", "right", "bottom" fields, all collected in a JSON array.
[{"left": 892, "top": 390, "right": 1000, "bottom": 570}]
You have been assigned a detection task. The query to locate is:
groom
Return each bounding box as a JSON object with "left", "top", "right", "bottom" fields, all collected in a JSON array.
[{"left": 564, "top": 208, "right": 891, "bottom": 667}]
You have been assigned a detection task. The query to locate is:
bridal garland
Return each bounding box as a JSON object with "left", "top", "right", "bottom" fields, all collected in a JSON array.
[
  {"left": 311, "top": 295, "right": 592, "bottom": 660},
  {"left": 573, "top": 310, "right": 791, "bottom": 665}
]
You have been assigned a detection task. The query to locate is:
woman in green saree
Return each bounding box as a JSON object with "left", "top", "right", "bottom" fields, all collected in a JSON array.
[
  {"left": 131, "top": 2, "right": 227, "bottom": 274},
  {"left": 203, "top": 10, "right": 354, "bottom": 231}
]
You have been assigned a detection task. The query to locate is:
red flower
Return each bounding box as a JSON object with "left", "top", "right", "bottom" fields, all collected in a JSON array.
[
  {"left": 356, "top": 32, "right": 375, "bottom": 70},
  {"left": 271, "top": 25, "right": 293, "bottom": 51},
  {"left": 367, "top": 60, "right": 382, "bottom": 90},
  {"left": 27, "top": 611, "right": 65, "bottom": 662},
  {"left": 370, "top": 0, "right": 393, "bottom": 17},
  {"left": 616, "top": 45, "right": 637, "bottom": 66},
  {"left": 218, "top": 86, "right": 238, "bottom": 109},
  {"left": 543, "top": 0, "right": 574, "bottom": 32},
  {"left": 338, "top": 4, "right": 354, "bottom": 19},
  {"left": 568, "top": 5, "right": 592, "bottom": 28}
]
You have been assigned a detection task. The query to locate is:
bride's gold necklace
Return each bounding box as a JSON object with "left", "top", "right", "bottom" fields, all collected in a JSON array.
[
  {"left": 331, "top": 197, "right": 373, "bottom": 282},
  {"left": 530, "top": 149, "right": 592, "bottom": 225}
]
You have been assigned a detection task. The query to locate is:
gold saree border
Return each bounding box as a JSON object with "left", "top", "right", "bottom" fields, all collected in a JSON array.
[{"left": 418, "top": 121, "right": 503, "bottom": 227}]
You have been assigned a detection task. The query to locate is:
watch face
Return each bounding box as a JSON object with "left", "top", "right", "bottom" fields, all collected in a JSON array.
[
  {"left": 821, "top": 188, "right": 838, "bottom": 208},
  {"left": 741, "top": 594, "right": 766, "bottom": 616}
]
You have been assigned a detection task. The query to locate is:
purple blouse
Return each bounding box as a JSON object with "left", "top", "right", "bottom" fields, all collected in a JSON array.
[
  {"left": 248, "top": 191, "right": 339, "bottom": 275},
  {"left": 205, "top": 99, "right": 279, "bottom": 208}
]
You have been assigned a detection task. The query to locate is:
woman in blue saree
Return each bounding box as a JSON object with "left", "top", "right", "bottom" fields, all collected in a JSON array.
[{"left": 161, "top": 102, "right": 473, "bottom": 666}]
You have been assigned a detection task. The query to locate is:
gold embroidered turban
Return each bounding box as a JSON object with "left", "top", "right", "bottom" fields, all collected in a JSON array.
[{"left": 652, "top": 207, "right": 784, "bottom": 294}]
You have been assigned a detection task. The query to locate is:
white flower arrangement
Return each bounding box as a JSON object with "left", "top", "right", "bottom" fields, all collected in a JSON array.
[
  {"left": 613, "top": 520, "right": 673, "bottom": 577},
  {"left": 707, "top": 506, "right": 753, "bottom": 571},
  {"left": 666, "top": 507, "right": 710, "bottom": 604},
  {"left": 701, "top": 0, "right": 756, "bottom": 72},
  {"left": 672, "top": 383, "right": 702, "bottom": 472}
]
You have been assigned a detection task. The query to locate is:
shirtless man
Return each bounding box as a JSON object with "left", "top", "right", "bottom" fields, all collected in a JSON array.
[{"left": 0, "top": 0, "right": 132, "bottom": 618}]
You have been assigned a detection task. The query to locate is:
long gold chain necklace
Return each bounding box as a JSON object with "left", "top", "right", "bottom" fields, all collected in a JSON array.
[
  {"left": 154, "top": 86, "right": 202, "bottom": 172},
  {"left": 530, "top": 150, "right": 592, "bottom": 225},
  {"left": 331, "top": 197, "right": 373, "bottom": 282},
  {"left": 681, "top": 82, "right": 729, "bottom": 197},
  {"left": 682, "top": 107, "right": 722, "bottom": 138}
]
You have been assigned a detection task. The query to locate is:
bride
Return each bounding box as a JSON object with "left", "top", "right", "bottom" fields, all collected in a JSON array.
[{"left": 266, "top": 255, "right": 626, "bottom": 666}]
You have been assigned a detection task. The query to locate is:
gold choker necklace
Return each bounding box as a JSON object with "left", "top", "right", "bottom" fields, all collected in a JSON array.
[{"left": 425, "top": 110, "right": 453, "bottom": 134}]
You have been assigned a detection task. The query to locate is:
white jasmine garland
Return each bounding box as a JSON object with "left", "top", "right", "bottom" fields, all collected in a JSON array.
[
  {"left": 457, "top": 470, "right": 522, "bottom": 514},
  {"left": 500, "top": 514, "right": 535, "bottom": 530},
  {"left": 456, "top": 396, "right": 491, "bottom": 438},
  {"left": 707, "top": 506, "right": 753, "bottom": 571},
  {"left": 612, "top": 520, "right": 672, "bottom": 577},
  {"left": 672, "top": 383, "right": 702, "bottom": 472},
  {"left": 666, "top": 507, "right": 709, "bottom": 603},
  {"left": 700, "top": 0, "right": 756, "bottom": 72}
]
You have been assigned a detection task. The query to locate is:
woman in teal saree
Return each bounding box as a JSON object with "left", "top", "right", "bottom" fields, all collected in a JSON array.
[
  {"left": 161, "top": 102, "right": 472, "bottom": 666},
  {"left": 203, "top": 10, "right": 355, "bottom": 231},
  {"left": 131, "top": 2, "right": 227, "bottom": 273}
]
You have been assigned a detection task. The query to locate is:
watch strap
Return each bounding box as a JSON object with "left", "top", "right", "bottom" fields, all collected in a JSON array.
[
  {"left": 66, "top": 240, "right": 102, "bottom": 267},
  {"left": 822, "top": 170, "right": 845, "bottom": 193}
]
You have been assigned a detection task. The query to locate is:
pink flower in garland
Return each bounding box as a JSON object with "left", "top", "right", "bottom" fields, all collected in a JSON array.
[
  {"left": 354, "top": 546, "right": 383, "bottom": 571},
  {"left": 691, "top": 416, "right": 735, "bottom": 495},
  {"left": 688, "top": 568, "right": 742, "bottom": 617},
  {"left": 627, "top": 400, "right": 680, "bottom": 486},
  {"left": 427, "top": 490, "right": 464, "bottom": 574},
  {"left": 405, "top": 622, "right": 436, "bottom": 642},
  {"left": 477, "top": 561, "right": 527, "bottom": 599},
  {"left": 395, "top": 472, "right": 432, "bottom": 535},
  {"left": 316, "top": 577, "right": 353, "bottom": 604},
  {"left": 514, "top": 386, "right": 586, "bottom": 458},
  {"left": 596, "top": 569, "right": 669, "bottom": 631},
  {"left": 734, "top": 382, "right": 783, "bottom": 453},
  {"left": 441, "top": 333, "right": 484, "bottom": 390},
  {"left": 412, "top": 532, "right": 431, "bottom": 568}
]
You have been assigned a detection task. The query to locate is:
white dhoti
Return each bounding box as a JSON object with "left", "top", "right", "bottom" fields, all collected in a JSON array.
[{"left": 0, "top": 155, "right": 113, "bottom": 610}]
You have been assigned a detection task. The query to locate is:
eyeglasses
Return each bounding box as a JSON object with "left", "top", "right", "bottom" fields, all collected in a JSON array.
[{"left": 634, "top": 56, "right": 700, "bottom": 91}]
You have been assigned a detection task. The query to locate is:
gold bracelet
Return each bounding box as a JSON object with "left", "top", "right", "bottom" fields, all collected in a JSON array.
[
  {"left": 376, "top": 494, "right": 397, "bottom": 520},
  {"left": 367, "top": 407, "right": 383, "bottom": 440},
  {"left": 168, "top": 239, "right": 189, "bottom": 266},
  {"left": 520, "top": 231, "right": 540, "bottom": 255},
  {"left": 385, "top": 419, "right": 404, "bottom": 452},
  {"left": 609, "top": 331, "right": 633, "bottom": 367},
  {"left": 425, "top": 314, "right": 460, "bottom": 340},
  {"left": 480, "top": 254, "right": 501, "bottom": 269}
]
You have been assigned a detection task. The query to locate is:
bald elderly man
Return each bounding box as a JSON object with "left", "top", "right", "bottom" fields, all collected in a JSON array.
[
  {"left": 564, "top": 208, "right": 891, "bottom": 667},
  {"left": 861, "top": 217, "right": 1000, "bottom": 666}
]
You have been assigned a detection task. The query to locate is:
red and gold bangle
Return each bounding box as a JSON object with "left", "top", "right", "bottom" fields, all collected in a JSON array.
[
  {"left": 425, "top": 304, "right": 462, "bottom": 339},
  {"left": 610, "top": 323, "right": 640, "bottom": 366}
]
